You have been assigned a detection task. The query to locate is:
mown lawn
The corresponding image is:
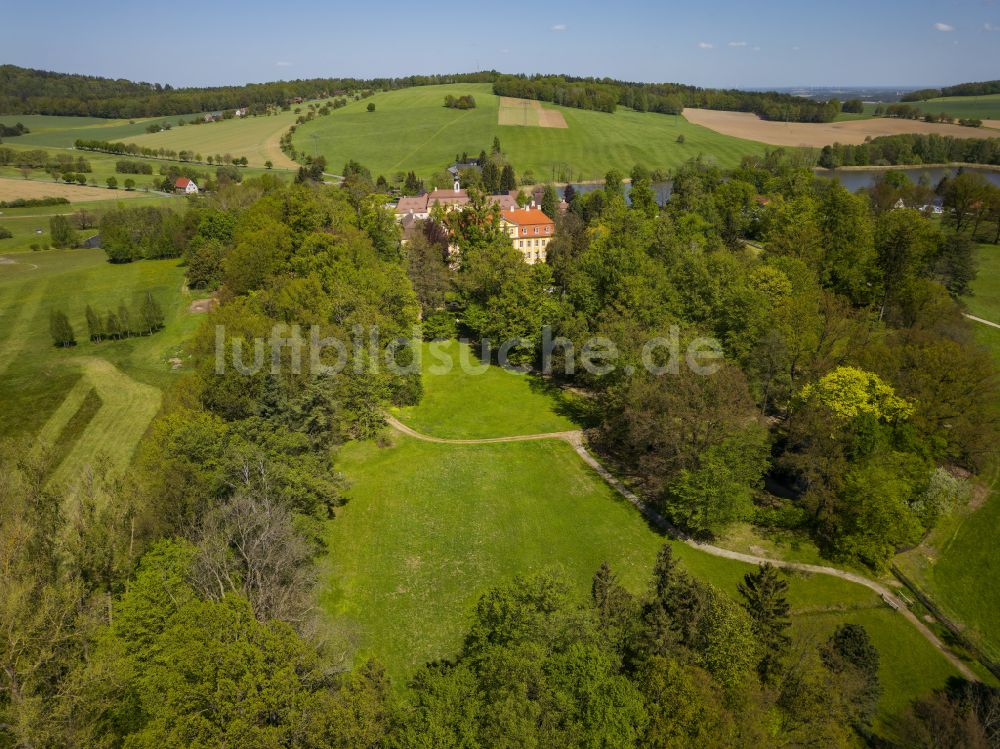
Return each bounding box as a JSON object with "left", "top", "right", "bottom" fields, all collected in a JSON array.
[
  {"left": 392, "top": 339, "right": 582, "bottom": 439},
  {"left": 293, "top": 83, "right": 769, "bottom": 180},
  {"left": 324, "top": 348, "right": 960, "bottom": 723},
  {"left": 0, "top": 247, "right": 200, "bottom": 479}
]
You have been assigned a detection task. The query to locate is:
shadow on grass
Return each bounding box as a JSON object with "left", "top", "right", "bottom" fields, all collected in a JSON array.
[{"left": 524, "top": 374, "right": 602, "bottom": 429}]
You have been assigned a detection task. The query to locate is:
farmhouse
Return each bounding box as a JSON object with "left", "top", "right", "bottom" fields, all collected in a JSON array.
[
  {"left": 174, "top": 177, "right": 199, "bottom": 194},
  {"left": 501, "top": 204, "right": 555, "bottom": 264},
  {"left": 393, "top": 182, "right": 517, "bottom": 220}
]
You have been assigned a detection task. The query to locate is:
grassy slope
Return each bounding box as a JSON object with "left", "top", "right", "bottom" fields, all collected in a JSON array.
[
  {"left": 5, "top": 113, "right": 201, "bottom": 149},
  {"left": 293, "top": 83, "right": 768, "bottom": 180},
  {"left": 122, "top": 111, "right": 303, "bottom": 168},
  {"left": 911, "top": 94, "right": 1000, "bottom": 122},
  {"left": 893, "top": 241, "right": 1000, "bottom": 661},
  {"left": 0, "top": 248, "right": 200, "bottom": 479},
  {"left": 322, "top": 342, "right": 958, "bottom": 722},
  {"left": 392, "top": 340, "right": 580, "bottom": 438},
  {"left": 0, "top": 143, "right": 296, "bottom": 194}
]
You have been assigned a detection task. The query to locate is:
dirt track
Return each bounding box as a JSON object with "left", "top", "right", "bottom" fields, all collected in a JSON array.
[
  {"left": 385, "top": 412, "right": 978, "bottom": 680},
  {"left": 684, "top": 108, "right": 999, "bottom": 147}
]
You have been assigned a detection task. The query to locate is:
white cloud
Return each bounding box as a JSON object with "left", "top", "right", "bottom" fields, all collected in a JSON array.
[
  {"left": 986, "top": 22, "right": 1000, "bottom": 32},
  {"left": 698, "top": 42, "right": 714, "bottom": 49},
  {"left": 500, "top": 48, "right": 510, "bottom": 53},
  {"left": 728, "top": 41, "right": 747, "bottom": 47},
  {"left": 792, "top": 45, "right": 800, "bottom": 51},
  {"left": 551, "top": 23, "right": 567, "bottom": 32},
  {"left": 934, "top": 22, "right": 955, "bottom": 31},
  {"left": 752, "top": 46, "right": 761, "bottom": 52},
  {"left": 275, "top": 61, "right": 292, "bottom": 67}
]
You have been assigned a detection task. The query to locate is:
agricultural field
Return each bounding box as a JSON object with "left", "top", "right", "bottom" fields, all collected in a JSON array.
[
  {"left": 684, "top": 107, "right": 996, "bottom": 148},
  {"left": 0, "top": 175, "right": 153, "bottom": 203},
  {"left": 321, "top": 339, "right": 961, "bottom": 723},
  {"left": 293, "top": 83, "right": 769, "bottom": 181},
  {"left": 121, "top": 110, "right": 304, "bottom": 168},
  {"left": 0, "top": 246, "right": 201, "bottom": 483},
  {"left": 1, "top": 113, "right": 200, "bottom": 149},
  {"left": 905, "top": 93, "right": 1000, "bottom": 123}
]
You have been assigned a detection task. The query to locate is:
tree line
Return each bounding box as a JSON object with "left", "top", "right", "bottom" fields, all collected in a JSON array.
[
  {"left": 0, "top": 63, "right": 498, "bottom": 118},
  {"left": 902, "top": 79, "right": 1000, "bottom": 101},
  {"left": 48, "top": 293, "right": 166, "bottom": 347},
  {"left": 492, "top": 74, "right": 845, "bottom": 122},
  {"left": 819, "top": 133, "right": 1000, "bottom": 168}
]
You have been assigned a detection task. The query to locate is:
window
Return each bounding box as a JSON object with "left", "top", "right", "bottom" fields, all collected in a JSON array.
[
  {"left": 519, "top": 240, "right": 523, "bottom": 248},
  {"left": 534, "top": 227, "right": 539, "bottom": 234}
]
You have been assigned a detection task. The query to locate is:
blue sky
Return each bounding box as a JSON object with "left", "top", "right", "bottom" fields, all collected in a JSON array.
[{"left": 5, "top": 0, "right": 1000, "bottom": 89}]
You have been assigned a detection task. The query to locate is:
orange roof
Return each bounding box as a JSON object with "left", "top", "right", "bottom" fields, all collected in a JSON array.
[
  {"left": 501, "top": 207, "right": 554, "bottom": 226},
  {"left": 175, "top": 177, "right": 193, "bottom": 187}
]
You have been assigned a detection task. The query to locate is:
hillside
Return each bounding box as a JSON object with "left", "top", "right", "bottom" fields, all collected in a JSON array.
[{"left": 292, "top": 83, "right": 768, "bottom": 180}]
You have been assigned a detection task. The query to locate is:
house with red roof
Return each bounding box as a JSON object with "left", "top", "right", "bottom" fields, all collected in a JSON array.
[
  {"left": 500, "top": 203, "right": 555, "bottom": 264},
  {"left": 174, "top": 177, "right": 199, "bottom": 194}
]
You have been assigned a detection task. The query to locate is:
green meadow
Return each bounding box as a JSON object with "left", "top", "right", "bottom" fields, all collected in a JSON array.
[
  {"left": 293, "top": 83, "right": 769, "bottom": 180},
  {"left": 2, "top": 113, "right": 201, "bottom": 149},
  {"left": 909, "top": 93, "right": 1000, "bottom": 122},
  {"left": 0, "top": 247, "right": 200, "bottom": 482},
  {"left": 391, "top": 340, "right": 581, "bottom": 438},
  {"left": 321, "top": 339, "right": 960, "bottom": 722}
]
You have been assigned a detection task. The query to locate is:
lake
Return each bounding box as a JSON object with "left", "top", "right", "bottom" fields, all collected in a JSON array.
[{"left": 556, "top": 165, "right": 1000, "bottom": 206}]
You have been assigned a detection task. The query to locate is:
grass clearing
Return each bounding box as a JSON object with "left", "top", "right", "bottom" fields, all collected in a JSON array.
[
  {"left": 294, "top": 83, "right": 769, "bottom": 181},
  {"left": 392, "top": 340, "right": 582, "bottom": 439},
  {"left": 323, "top": 343, "right": 959, "bottom": 721},
  {"left": 322, "top": 431, "right": 958, "bottom": 719}
]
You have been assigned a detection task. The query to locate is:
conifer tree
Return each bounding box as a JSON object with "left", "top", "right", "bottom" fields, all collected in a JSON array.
[{"left": 738, "top": 562, "right": 791, "bottom": 681}]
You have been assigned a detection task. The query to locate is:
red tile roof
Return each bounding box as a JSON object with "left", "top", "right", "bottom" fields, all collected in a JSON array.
[
  {"left": 175, "top": 177, "right": 193, "bottom": 188},
  {"left": 501, "top": 207, "right": 554, "bottom": 226}
]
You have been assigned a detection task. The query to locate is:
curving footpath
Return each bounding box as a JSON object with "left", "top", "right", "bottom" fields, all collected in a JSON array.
[{"left": 384, "top": 413, "right": 978, "bottom": 681}]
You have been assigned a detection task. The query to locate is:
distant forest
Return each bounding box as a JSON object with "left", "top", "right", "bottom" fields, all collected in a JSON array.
[
  {"left": 4, "top": 65, "right": 840, "bottom": 122},
  {"left": 819, "top": 133, "right": 1000, "bottom": 168},
  {"left": 4, "top": 65, "right": 995, "bottom": 125},
  {"left": 0, "top": 65, "right": 496, "bottom": 118},
  {"left": 492, "top": 74, "right": 843, "bottom": 122},
  {"left": 901, "top": 79, "right": 1000, "bottom": 102}
]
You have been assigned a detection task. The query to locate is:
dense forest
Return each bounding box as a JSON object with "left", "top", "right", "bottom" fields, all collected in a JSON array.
[
  {"left": 492, "top": 74, "right": 843, "bottom": 122},
  {"left": 2, "top": 147, "right": 999, "bottom": 745}
]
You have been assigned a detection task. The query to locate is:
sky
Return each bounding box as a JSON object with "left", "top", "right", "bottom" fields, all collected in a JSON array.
[{"left": 4, "top": 0, "right": 1000, "bottom": 89}]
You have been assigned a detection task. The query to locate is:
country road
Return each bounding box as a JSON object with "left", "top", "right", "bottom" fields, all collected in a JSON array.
[{"left": 385, "top": 412, "right": 979, "bottom": 681}]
